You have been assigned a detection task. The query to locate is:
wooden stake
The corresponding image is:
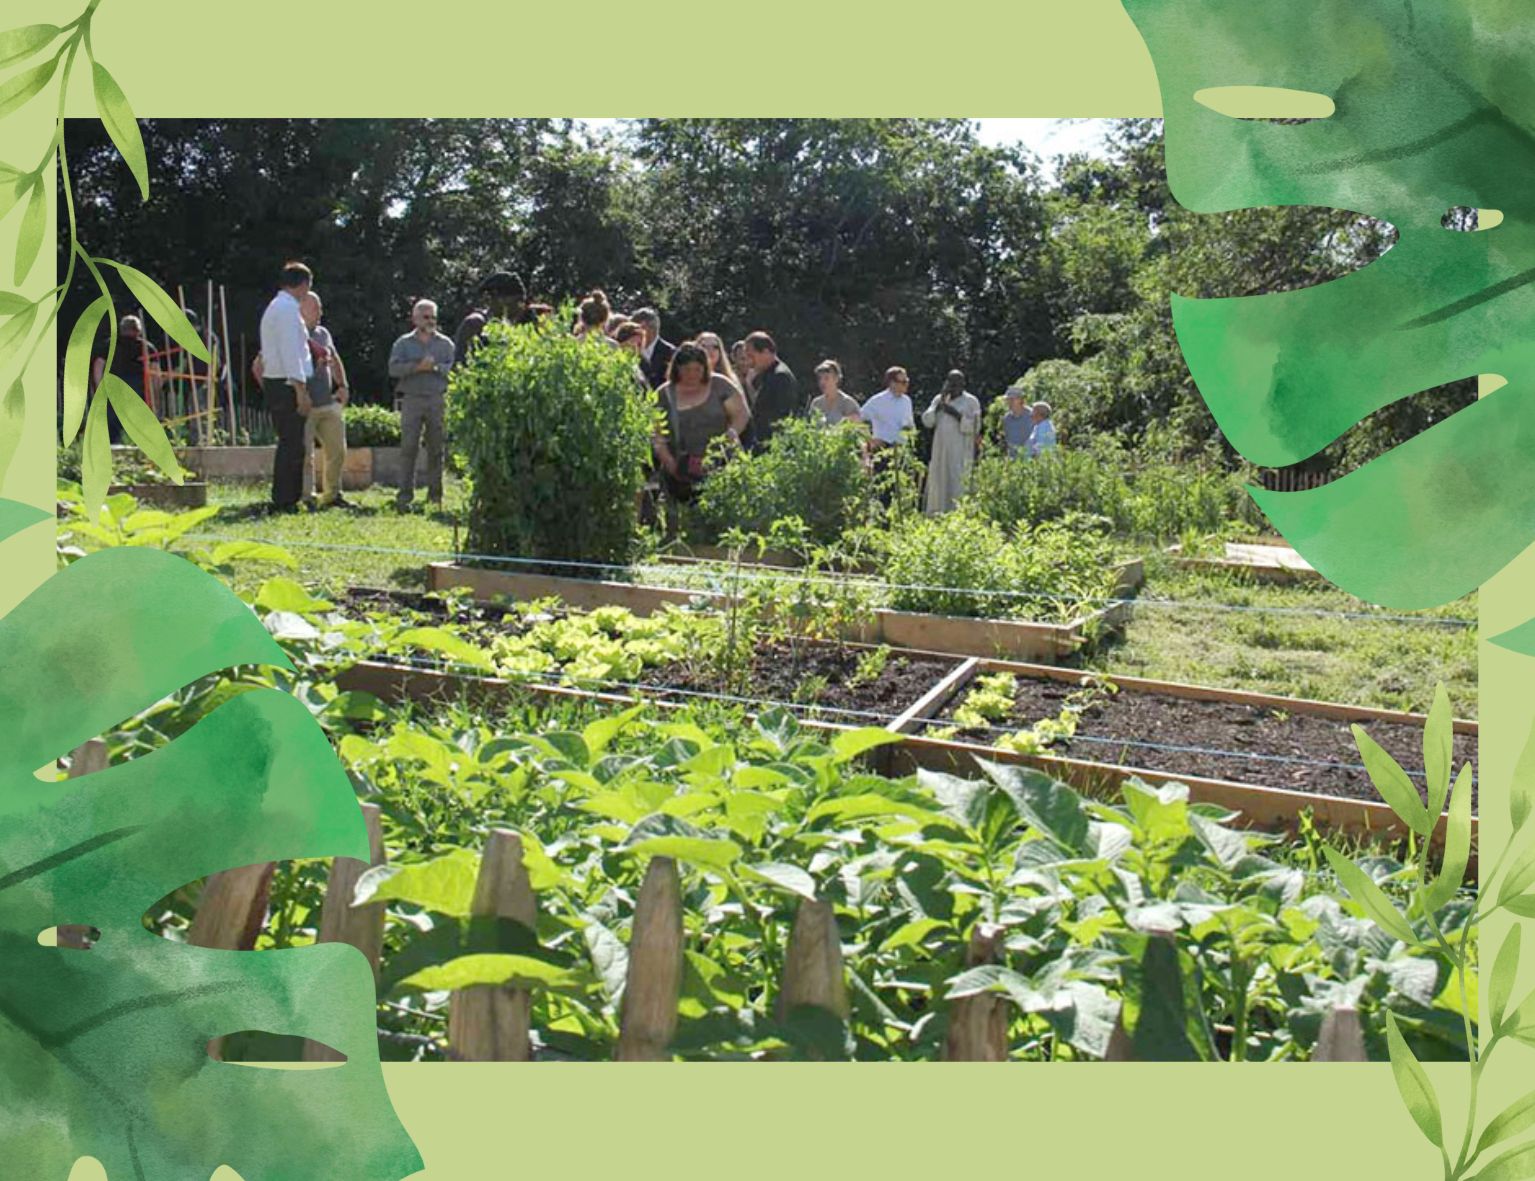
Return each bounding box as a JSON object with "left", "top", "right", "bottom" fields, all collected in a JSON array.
[
  {"left": 56, "top": 740, "right": 108, "bottom": 950},
  {"left": 448, "top": 830, "right": 537, "bottom": 1061},
  {"left": 189, "top": 864, "right": 276, "bottom": 951},
  {"left": 777, "top": 898, "right": 849, "bottom": 1023},
  {"left": 1313, "top": 1007, "right": 1368, "bottom": 1062},
  {"left": 616, "top": 857, "right": 683, "bottom": 1061},
  {"left": 942, "top": 923, "right": 1008, "bottom": 1061},
  {"left": 303, "top": 802, "right": 386, "bottom": 1062}
]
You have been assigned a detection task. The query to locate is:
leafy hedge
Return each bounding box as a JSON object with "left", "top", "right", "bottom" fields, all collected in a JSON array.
[
  {"left": 345, "top": 404, "right": 403, "bottom": 448},
  {"left": 447, "top": 316, "right": 656, "bottom": 569}
]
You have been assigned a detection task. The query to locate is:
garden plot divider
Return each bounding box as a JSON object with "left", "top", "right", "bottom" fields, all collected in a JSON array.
[
  {"left": 425, "top": 561, "right": 1136, "bottom": 663},
  {"left": 1164, "top": 541, "right": 1321, "bottom": 584},
  {"left": 332, "top": 644, "right": 1459, "bottom": 850},
  {"left": 885, "top": 658, "right": 1478, "bottom": 849}
]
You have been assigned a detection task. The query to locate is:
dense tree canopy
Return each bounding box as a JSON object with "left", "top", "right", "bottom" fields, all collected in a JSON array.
[{"left": 61, "top": 116, "right": 1466, "bottom": 471}]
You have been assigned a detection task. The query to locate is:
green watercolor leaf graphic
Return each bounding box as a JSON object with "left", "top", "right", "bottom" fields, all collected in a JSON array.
[
  {"left": 0, "top": 528, "right": 422, "bottom": 1179},
  {"left": 79, "top": 385, "right": 112, "bottom": 513},
  {"left": 0, "top": 24, "right": 61, "bottom": 70},
  {"left": 1352, "top": 725, "right": 1431, "bottom": 835},
  {"left": 61, "top": 295, "right": 109, "bottom": 447},
  {"left": 0, "top": 165, "right": 33, "bottom": 222},
  {"left": 1121, "top": 1, "right": 1535, "bottom": 610},
  {"left": 1476, "top": 1089, "right": 1535, "bottom": 1165},
  {"left": 1419, "top": 763, "right": 1473, "bottom": 916},
  {"left": 1423, "top": 685, "right": 1453, "bottom": 819},
  {"left": 1490, "top": 926, "right": 1521, "bottom": 1033},
  {"left": 0, "top": 296, "right": 36, "bottom": 358},
  {"left": 103, "top": 261, "right": 210, "bottom": 363},
  {"left": 1386, "top": 1012, "right": 1443, "bottom": 1148},
  {"left": 1321, "top": 844, "right": 1416, "bottom": 945},
  {"left": 1469, "top": 1142, "right": 1535, "bottom": 1181},
  {"left": 12, "top": 176, "right": 43, "bottom": 285},
  {"left": 0, "top": 290, "right": 32, "bottom": 316},
  {"left": 102, "top": 373, "right": 184, "bottom": 484},
  {"left": 90, "top": 60, "right": 148, "bottom": 201},
  {"left": 0, "top": 56, "right": 60, "bottom": 122},
  {"left": 0, "top": 377, "right": 24, "bottom": 484}
]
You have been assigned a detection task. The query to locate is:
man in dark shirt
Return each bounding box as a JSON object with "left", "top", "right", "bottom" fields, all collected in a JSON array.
[
  {"left": 453, "top": 270, "right": 528, "bottom": 368},
  {"left": 633, "top": 308, "right": 675, "bottom": 389},
  {"left": 743, "top": 330, "right": 800, "bottom": 448}
]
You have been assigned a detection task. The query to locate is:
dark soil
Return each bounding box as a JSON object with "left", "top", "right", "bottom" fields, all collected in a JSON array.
[
  {"left": 936, "top": 675, "right": 1478, "bottom": 809},
  {"left": 640, "top": 641, "right": 958, "bottom": 722},
  {"left": 342, "top": 587, "right": 957, "bottom": 722}
]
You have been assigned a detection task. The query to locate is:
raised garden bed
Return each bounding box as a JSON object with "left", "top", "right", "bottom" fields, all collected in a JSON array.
[
  {"left": 1166, "top": 541, "right": 1321, "bottom": 584},
  {"left": 424, "top": 561, "right": 1128, "bottom": 663},
  {"left": 108, "top": 481, "right": 209, "bottom": 508},
  {"left": 891, "top": 659, "right": 1477, "bottom": 842},
  {"left": 174, "top": 443, "right": 427, "bottom": 490}
]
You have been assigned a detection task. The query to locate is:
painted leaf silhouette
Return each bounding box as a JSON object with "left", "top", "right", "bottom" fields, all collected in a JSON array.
[
  {"left": 1122, "top": 0, "right": 1535, "bottom": 610},
  {"left": 0, "top": 504, "right": 421, "bottom": 1180}
]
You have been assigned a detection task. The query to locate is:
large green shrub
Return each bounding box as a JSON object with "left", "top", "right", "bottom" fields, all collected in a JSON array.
[
  {"left": 881, "top": 507, "right": 1119, "bottom": 621},
  {"left": 963, "top": 437, "right": 1258, "bottom": 541},
  {"left": 345, "top": 404, "right": 402, "bottom": 447},
  {"left": 691, "top": 417, "right": 870, "bottom": 545},
  {"left": 447, "top": 317, "right": 656, "bottom": 568}
]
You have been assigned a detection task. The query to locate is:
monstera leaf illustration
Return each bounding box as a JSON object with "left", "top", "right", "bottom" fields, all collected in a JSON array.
[
  {"left": 0, "top": 502, "right": 422, "bottom": 1179},
  {"left": 1122, "top": 0, "right": 1535, "bottom": 613}
]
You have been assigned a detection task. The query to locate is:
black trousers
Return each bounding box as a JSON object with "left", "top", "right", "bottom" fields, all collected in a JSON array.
[{"left": 263, "top": 378, "right": 307, "bottom": 509}]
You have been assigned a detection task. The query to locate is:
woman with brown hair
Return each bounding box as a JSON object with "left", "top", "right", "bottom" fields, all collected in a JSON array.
[
  {"left": 574, "top": 290, "right": 614, "bottom": 340},
  {"left": 695, "top": 332, "right": 741, "bottom": 391},
  {"left": 653, "top": 341, "right": 751, "bottom": 506}
]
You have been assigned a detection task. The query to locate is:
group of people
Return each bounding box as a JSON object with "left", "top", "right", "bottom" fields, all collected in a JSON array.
[{"left": 251, "top": 263, "right": 1060, "bottom": 517}]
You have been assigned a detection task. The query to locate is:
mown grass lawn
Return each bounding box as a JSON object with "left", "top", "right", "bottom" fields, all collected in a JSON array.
[
  {"left": 175, "top": 480, "right": 1476, "bottom": 717},
  {"left": 194, "top": 479, "right": 473, "bottom": 596},
  {"left": 1084, "top": 558, "right": 1477, "bottom": 718}
]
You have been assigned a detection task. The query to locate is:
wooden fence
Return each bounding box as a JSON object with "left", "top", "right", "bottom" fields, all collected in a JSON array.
[
  {"left": 1255, "top": 468, "right": 1333, "bottom": 494},
  {"left": 175, "top": 807, "right": 1369, "bottom": 1064}
]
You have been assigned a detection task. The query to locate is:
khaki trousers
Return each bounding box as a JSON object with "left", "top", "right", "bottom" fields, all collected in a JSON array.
[{"left": 302, "top": 402, "right": 347, "bottom": 502}]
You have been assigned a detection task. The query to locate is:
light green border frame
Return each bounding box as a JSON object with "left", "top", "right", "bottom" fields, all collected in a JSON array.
[{"left": 2, "top": 1, "right": 1507, "bottom": 1176}]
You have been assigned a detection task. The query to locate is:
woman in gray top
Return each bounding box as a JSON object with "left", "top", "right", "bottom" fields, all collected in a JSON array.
[{"left": 653, "top": 342, "right": 751, "bottom": 503}]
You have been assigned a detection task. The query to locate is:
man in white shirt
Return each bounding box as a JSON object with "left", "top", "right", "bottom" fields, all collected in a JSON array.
[
  {"left": 860, "top": 366, "right": 916, "bottom": 449},
  {"left": 257, "top": 262, "right": 315, "bottom": 511}
]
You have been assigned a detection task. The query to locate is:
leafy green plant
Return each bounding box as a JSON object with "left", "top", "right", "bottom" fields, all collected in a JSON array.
[
  {"left": 447, "top": 312, "right": 655, "bottom": 570},
  {"left": 963, "top": 436, "right": 1257, "bottom": 542},
  {"left": 881, "top": 507, "right": 1119, "bottom": 622},
  {"left": 345, "top": 404, "right": 403, "bottom": 448},
  {"left": 692, "top": 418, "right": 871, "bottom": 546}
]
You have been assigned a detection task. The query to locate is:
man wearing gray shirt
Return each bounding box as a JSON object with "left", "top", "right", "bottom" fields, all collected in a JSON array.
[{"left": 388, "top": 298, "right": 457, "bottom": 510}]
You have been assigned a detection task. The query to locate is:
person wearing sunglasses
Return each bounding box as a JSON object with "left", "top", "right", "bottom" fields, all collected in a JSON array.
[{"left": 387, "top": 298, "right": 457, "bottom": 511}]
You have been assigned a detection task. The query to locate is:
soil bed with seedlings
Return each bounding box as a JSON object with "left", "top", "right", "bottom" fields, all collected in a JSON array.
[
  {"left": 639, "top": 640, "right": 958, "bottom": 718},
  {"left": 340, "top": 586, "right": 956, "bottom": 717},
  {"left": 932, "top": 673, "right": 1478, "bottom": 807}
]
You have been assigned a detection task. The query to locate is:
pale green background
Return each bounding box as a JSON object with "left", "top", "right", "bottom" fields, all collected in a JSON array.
[{"left": 1, "top": 1, "right": 1513, "bottom": 1177}]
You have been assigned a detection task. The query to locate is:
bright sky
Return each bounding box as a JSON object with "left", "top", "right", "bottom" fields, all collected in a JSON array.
[{"left": 580, "top": 118, "right": 1114, "bottom": 170}]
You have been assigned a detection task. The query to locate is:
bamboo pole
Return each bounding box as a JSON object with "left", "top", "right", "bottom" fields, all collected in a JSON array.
[
  {"left": 302, "top": 802, "right": 387, "bottom": 1062},
  {"left": 220, "top": 284, "right": 236, "bottom": 440},
  {"left": 448, "top": 830, "right": 537, "bottom": 1061},
  {"left": 942, "top": 923, "right": 1008, "bottom": 1061},
  {"left": 615, "top": 857, "right": 683, "bottom": 1061},
  {"left": 189, "top": 864, "right": 276, "bottom": 951}
]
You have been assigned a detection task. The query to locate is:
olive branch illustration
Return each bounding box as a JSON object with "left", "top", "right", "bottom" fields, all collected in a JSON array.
[
  {"left": 0, "top": 1, "right": 204, "bottom": 507},
  {"left": 1322, "top": 687, "right": 1535, "bottom": 1181}
]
